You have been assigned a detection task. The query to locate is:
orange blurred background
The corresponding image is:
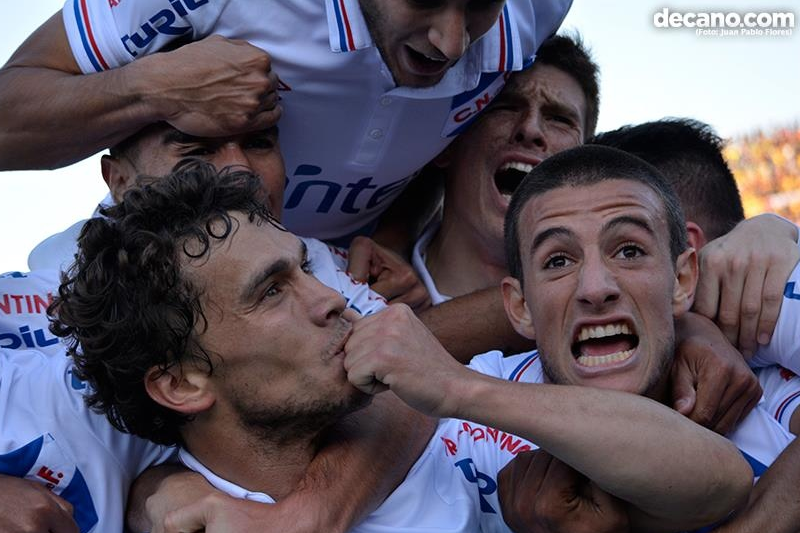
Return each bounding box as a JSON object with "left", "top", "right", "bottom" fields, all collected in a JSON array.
[{"left": 726, "top": 125, "right": 800, "bottom": 223}]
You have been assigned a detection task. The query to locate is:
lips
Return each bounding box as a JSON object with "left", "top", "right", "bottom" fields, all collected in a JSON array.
[
  {"left": 494, "top": 161, "right": 537, "bottom": 199},
  {"left": 402, "top": 45, "right": 451, "bottom": 77},
  {"left": 571, "top": 321, "right": 639, "bottom": 368}
]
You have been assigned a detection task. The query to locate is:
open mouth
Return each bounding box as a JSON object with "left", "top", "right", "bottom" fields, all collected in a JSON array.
[
  {"left": 494, "top": 161, "right": 535, "bottom": 199},
  {"left": 571, "top": 321, "right": 639, "bottom": 368},
  {"left": 404, "top": 45, "right": 450, "bottom": 76}
]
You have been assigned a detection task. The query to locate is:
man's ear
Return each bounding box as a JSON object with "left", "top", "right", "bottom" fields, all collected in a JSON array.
[
  {"left": 501, "top": 276, "right": 536, "bottom": 340},
  {"left": 144, "top": 364, "right": 215, "bottom": 416},
  {"left": 672, "top": 247, "right": 699, "bottom": 318},
  {"left": 101, "top": 154, "right": 136, "bottom": 204},
  {"left": 685, "top": 221, "right": 708, "bottom": 251}
]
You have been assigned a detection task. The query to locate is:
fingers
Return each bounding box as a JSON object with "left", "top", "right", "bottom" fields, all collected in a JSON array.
[
  {"left": 688, "top": 362, "right": 727, "bottom": 429},
  {"left": 737, "top": 262, "right": 768, "bottom": 357},
  {"left": 693, "top": 263, "right": 722, "bottom": 321},
  {"left": 708, "top": 372, "right": 762, "bottom": 434},
  {"left": 716, "top": 259, "right": 747, "bottom": 347},
  {"left": 162, "top": 500, "right": 209, "bottom": 533},
  {"left": 346, "top": 236, "right": 374, "bottom": 282},
  {"left": 670, "top": 358, "right": 697, "bottom": 416}
]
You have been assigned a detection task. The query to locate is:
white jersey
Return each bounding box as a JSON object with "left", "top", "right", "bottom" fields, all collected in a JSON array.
[
  {"left": 411, "top": 221, "right": 451, "bottom": 306},
  {"left": 0, "top": 348, "right": 176, "bottom": 533},
  {"left": 750, "top": 257, "right": 800, "bottom": 375},
  {"left": 61, "top": 0, "right": 571, "bottom": 241},
  {"left": 180, "top": 415, "right": 532, "bottom": 533},
  {"left": 756, "top": 365, "right": 800, "bottom": 435},
  {"left": 469, "top": 350, "right": 795, "bottom": 481},
  {"left": 0, "top": 270, "right": 64, "bottom": 356}
]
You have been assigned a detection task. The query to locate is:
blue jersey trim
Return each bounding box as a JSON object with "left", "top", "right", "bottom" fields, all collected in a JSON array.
[
  {"left": 0, "top": 436, "right": 44, "bottom": 476},
  {"left": 72, "top": 0, "right": 103, "bottom": 73}
]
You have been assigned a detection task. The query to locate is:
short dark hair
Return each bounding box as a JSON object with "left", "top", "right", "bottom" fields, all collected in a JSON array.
[
  {"left": 504, "top": 145, "right": 688, "bottom": 284},
  {"left": 591, "top": 118, "right": 744, "bottom": 240},
  {"left": 534, "top": 33, "right": 601, "bottom": 139},
  {"left": 50, "top": 161, "right": 280, "bottom": 446}
]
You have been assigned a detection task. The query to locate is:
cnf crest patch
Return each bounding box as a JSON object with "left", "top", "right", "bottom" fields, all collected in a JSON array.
[{"left": 442, "top": 71, "right": 509, "bottom": 138}]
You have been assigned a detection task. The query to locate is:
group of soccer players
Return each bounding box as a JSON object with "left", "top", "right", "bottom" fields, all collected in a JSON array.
[{"left": 0, "top": 1, "right": 799, "bottom": 532}]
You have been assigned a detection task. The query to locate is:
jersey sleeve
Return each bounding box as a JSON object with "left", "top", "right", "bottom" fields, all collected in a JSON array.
[
  {"left": 61, "top": 0, "right": 226, "bottom": 73},
  {"left": 750, "top": 256, "right": 800, "bottom": 374}
]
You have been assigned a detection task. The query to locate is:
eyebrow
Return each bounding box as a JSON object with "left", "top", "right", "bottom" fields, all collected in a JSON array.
[
  {"left": 529, "top": 214, "right": 657, "bottom": 257},
  {"left": 530, "top": 226, "right": 575, "bottom": 256},
  {"left": 240, "top": 239, "right": 308, "bottom": 304},
  {"left": 602, "top": 215, "right": 656, "bottom": 238},
  {"left": 163, "top": 130, "right": 206, "bottom": 146}
]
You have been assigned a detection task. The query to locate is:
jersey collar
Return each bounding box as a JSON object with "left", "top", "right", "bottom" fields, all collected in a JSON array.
[{"left": 324, "top": 0, "right": 524, "bottom": 93}]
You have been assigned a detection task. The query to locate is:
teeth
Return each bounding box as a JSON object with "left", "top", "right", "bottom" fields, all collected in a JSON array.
[
  {"left": 576, "top": 348, "right": 635, "bottom": 367},
  {"left": 577, "top": 322, "right": 631, "bottom": 342},
  {"left": 499, "top": 161, "right": 534, "bottom": 174}
]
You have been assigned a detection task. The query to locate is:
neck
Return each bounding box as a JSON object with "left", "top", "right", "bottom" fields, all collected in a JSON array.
[
  {"left": 182, "top": 412, "right": 321, "bottom": 500},
  {"left": 425, "top": 215, "right": 508, "bottom": 299}
]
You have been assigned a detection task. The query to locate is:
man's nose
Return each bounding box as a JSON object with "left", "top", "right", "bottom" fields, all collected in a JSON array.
[
  {"left": 576, "top": 253, "right": 621, "bottom": 308},
  {"left": 428, "top": 8, "right": 470, "bottom": 61}
]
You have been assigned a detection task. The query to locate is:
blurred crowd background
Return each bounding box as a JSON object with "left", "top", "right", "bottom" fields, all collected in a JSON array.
[{"left": 726, "top": 125, "right": 800, "bottom": 223}]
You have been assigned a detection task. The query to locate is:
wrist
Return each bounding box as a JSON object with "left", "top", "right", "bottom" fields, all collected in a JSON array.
[{"left": 124, "top": 55, "right": 177, "bottom": 124}]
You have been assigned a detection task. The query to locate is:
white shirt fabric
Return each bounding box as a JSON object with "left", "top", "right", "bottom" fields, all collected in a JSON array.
[
  {"left": 469, "top": 350, "right": 796, "bottom": 482},
  {"left": 756, "top": 365, "right": 800, "bottom": 434},
  {"left": 0, "top": 348, "right": 176, "bottom": 533},
  {"left": 750, "top": 257, "right": 800, "bottom": 375},
  {"left": 61, "top": 0, "right": 572, "bottom": 241},
  {"left": 180, "top": 415, "right": 533, "bottom": 533},
  {"left": 0, "top": 270, "right": 64, "bottom": 356},
  {"left": 411, "top": 221, "right": 451, "bottom": 305}
]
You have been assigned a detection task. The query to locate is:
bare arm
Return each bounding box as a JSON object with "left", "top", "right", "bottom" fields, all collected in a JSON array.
[
  {"left": 712, "top": 436, "right": 800, "bottom": 533},
  {"left": 128, "top": 393, "right": 435, "bottom": 533},
  {"left": 419, "top": 287, "right": 534, "bottom": 362},
  {"left": 344, "top": 305, "right": 753, "bottom": 532},
  {"left": 0, "top": 14, "right": 279, "bottom": 170}
]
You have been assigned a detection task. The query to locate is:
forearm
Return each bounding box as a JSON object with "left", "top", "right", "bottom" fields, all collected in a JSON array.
[
  {"left": 419, "top": 287, "right": 533, "bottom": 362},
  {"left": 712, "top": 437, "right": 800, "bottom": 533},
  {"left": 448, "top": 374, "right": 751, "bottom": 529},
  {"left": 0, "top": 65, "right": 158, "bottom": 169},
  {"left": 282, "top": 393, "right": 436, "bottom": 533},
  {"left": 0, "top": 14, "right": 159, "bottom": 169}
]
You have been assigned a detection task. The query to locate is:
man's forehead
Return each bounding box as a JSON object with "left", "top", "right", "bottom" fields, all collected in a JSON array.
[
  {"left": 520, "top": 179, "right": 667, "bottom": 240},
  {"left": 182, "top": 213, "right": 290, "bottom": 275}
]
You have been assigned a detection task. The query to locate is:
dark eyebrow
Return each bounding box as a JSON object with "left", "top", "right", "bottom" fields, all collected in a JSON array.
[
  {"left": 530, "top": 226, "right": 574, "bottom": 256},
  {"left": 602, "top": 215, "right": 656, "bottom": 238},
  {"left": 240, "top": 239, "right": 308, "bottom": 304},
  {"left": 163, "top": 129, "right": 207, "bottom": 146}
]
